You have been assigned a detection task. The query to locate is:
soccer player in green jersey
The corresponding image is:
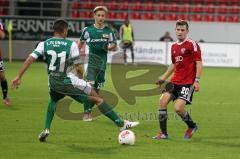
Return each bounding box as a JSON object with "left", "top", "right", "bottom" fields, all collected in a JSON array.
[
  {"left": 11, "top": 19, "right": 139, "bottom": 142},
  {"left": 79, "top": 6, "right": 117, "bottom": 121}
]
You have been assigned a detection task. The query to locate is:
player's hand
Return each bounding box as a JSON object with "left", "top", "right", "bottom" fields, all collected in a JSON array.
[
  {"left": 155, "top": 79, "right": 165, "bottom": 87},
  {"left": 11, "top": 76, "right": 21, "bottom": 89},
  {"left": 193, "top": 82, "right": 200, "bottom": 92},
  {"left": 108, "top": 44, "right": 118, "bottom": 52}
]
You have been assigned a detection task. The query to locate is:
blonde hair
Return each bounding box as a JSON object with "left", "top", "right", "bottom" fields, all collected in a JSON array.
[{"left": 93, "top": 6, "right": 108, "bottom": 13}]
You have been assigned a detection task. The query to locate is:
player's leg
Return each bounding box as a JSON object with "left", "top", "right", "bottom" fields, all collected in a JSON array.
[
  {"left": 83, "top": 66, "right": 97, "bottom": 118},
  {"left": 153, "top": 92, "right": 172, "bottom": 139},
  {"left": 130, "top": 43, "right": 134, "bottom": 64},
  {"left": 39, "top": 90, "right": 65, "bottom": 142},
  {"left": 0, "top": 60, "right": 10, "bottom": 106},
  {"left": 83, "top": 70, "right": 105, "bottom": 121},
  {"left": 174, "top": 85, "right": 197, "bottom": 139},
  {"left": 123, "top": 44, "right": 127, "bottom": 64},
  {"left": 87, "top": 93, "right": 139, "bottom": 130}
]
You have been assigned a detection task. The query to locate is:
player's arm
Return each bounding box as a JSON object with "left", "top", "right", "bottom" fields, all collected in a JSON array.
[
  {"left": 78, "top": 41, "right": 85, "bottom": 49},
  {"left": 131, "top": 26, "right": 135, "bottom": 42},
  {"left": 108, "top": 31, "right": 117, "bottom": 52},
  {"left": 74, "top": 63, "right": 84, "bottom": 78},
  {"left": 71, "top": 42, "right": 84, "bottom": 78},
  {"left": 119, "top": 25, "right": 123, "bottom": 41},
  {"left": 193, "top": 61, "right": 202, "bottom": 92},
  {"left": 156, "top": 64, "right": 175, "bottom": 86},
  {"left": 193, "top": 43, "right": 202, "bottom": 92},
  {"left": 0, "top": 30, "right": 5, "bottom": 39},
  {"left": 11, "top": 56, "right": 36, "bottom": 89}
]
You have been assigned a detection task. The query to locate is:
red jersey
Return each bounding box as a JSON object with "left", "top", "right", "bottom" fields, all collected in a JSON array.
[{"left": 171, "top": 38, "right": 202, "bottom": 85}]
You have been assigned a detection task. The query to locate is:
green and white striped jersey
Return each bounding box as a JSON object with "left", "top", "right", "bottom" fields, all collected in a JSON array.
[
  {"left": 80, "top": 24, "right": 116, "bottom": 70},
  {"left": 31, "top": 37, "right": 80, "bottom": 76}
]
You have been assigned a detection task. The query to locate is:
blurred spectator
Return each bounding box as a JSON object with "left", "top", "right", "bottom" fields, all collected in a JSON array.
[
  {"left": 159, "top": 31, "right": 173, "bottom": 42},
  {"left": 119, "top": 19, "right": 135, "bottom": 65}
]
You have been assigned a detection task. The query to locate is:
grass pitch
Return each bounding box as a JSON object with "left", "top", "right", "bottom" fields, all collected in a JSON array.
[{"left": 0, "top": 62, "right": 240, "bottom": 159}]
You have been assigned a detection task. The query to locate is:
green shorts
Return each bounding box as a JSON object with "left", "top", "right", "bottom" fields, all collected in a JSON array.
[
  {"left": 49, "top": 89, "right": 88, "bottom": 104},
  {"left": 85, "top": 66, "right": 106, "bottom": 89},
  {"left": 48, "top": 74, "right": 89, "bottom": 103}
]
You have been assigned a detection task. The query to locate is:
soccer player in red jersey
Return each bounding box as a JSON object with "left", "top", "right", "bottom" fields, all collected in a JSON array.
[
  {"left": 153, "top": 20, "right": 202, "bottom": 139},
  {"left": 0, "top": 21, "right": 11, "bottom": 106}
]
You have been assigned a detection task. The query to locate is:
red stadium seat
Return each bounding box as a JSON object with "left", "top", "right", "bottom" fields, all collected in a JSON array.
[
  {"left": 191, "top": 14, "right": 203, "bottom": 21},
  {"left": 108, "top": 12, "right": 116, "bottom": 19},
  {"left": 205, "top": 0, "right": 216, "bottom": 4},
  {"left": 192, "top": 4, "right": 204, "bottom": 13},
  {"left": 81, "top": 0, "right": 93, "bottom": 9},
  {"left": 119, "top": 1, "right": 129, "bottom": 10},
  {"left": 229, "top": 5, "right": 239, "bottom": 14},
  {"left": 169, "top": 3, "right": 179, "bottom": 12},
  {"left": 217, "top": 4, "right": 228, "bottom": 14},
  {"left": 79, "top": 11, "right": 92, "bottom": 19},
  {"left": 166, "top": 13, "right": 178, "bottom": 21},
  {"left": 152, "top": 13, "right": 160, "bottom": 20},
  {"left": 105, "top": 1, "right": 117, "bottom": 10},
  {"left": 194, "top": 0, "right": 205, "bottom": 4},
  {"left": 181, "top": 0, "right": 192, "bottom": 3},
  {"left": 179, "top": 14, "right": 190, "bottom": 21},
  {"left": 217, "top": 15, "right": 227, "bottom": 22},
  {"left": 0, "top": 8, "right": 4, "bottom": 15},
  {"left": 218, "top": 0, "right": 229, "bottom": 5},
  {"left": 142, "top": 12, "right": 153, "bottom": 20},
  {"left": 179, "top": 3, "right": 190, "bottom": 12},
  {"left": 131, "top": 1, "right": 142, "bottom": 11},
  {"left": 71, "top": 2, "right": 80, "bottom": 9},
  {"left": 230, "top": 0, "right": 239, "bottom": 5},
  {"left": 157, "top": 2, "right": 167, "bottom": 12},
  {"left": 203, "top": 15, "right": 215, "bottom": 22},
  {"left": 71, "top": 10, "right": 79, "bottom": 18},
  {"left": 131, "top": 12, "right": 141, "bottom": 19},
  {"left": 228, "top": 15, "right": 239, "bottom": 22},
  {"left": 159, "top": 14, "right": 166, "bottom": 20},
  {"left": 205, "top": 4, "right": 215, "bottom": 13},
  {"left": 116, "top": 12, "right": 128, "bottom": 20},
  {"left": 142, "top": 1, "right": 154, "bottom": 11}
]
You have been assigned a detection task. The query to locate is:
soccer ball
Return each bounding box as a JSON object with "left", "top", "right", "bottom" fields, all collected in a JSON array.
[{"left": 118, "top": 130, "right": 135, "bottom": 145}]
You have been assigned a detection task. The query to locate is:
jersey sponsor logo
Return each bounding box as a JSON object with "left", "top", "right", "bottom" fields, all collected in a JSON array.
[
  {"left": 90, "top": 38, "right": 108, "bottom": 42},
  {"left": 102, "top": 34, "right": 109, "bottom": 39},
  {"left": 175, "top": 56, "right": 183, "bottom": 62},
  {"left": 181, "top": 48, "right": 186, "bottom": 54}
]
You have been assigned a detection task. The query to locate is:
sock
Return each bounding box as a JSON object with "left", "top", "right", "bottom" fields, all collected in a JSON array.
[
  {"left": 131, "top": 51, "right": 134, "bottom": 63},
  {"left": 1, "top": 80, "right": 8, "bottom": 99},
  {"left": 124, "top": 52, "right": 127, "bottom": 63},
  {"left": 178, "top": 111, "right": 196, "bottom": 129},
  {"left": 83, "top": 101, "right": 95, "bottom": 113},
  {"left": 98, "top": 102, "right": 124, "bottom": 127},
  {"left": 44, "top": 99, "right": 57, "bottom": 129},
  {"left": 159, "top": 109, "right": 168, "bottom": 135}
]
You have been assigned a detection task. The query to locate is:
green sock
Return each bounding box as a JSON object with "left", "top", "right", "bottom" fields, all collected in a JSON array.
[
  {"left": 98, "top": 102, "right": 124, "bottom": 127},
  {"left": 83, "top": 100, "right": 95, "bottom": 113},
  {"left": 44, "top": 99, "right": 57, "bottom": 129}
]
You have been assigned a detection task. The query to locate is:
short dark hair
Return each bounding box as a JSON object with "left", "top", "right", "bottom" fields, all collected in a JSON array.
[
  {"left": 176, "top": 20, "right": 189, "bottom": 31},
  {"left": 53, "top": 19, "right": 68, "bottom": 33}
]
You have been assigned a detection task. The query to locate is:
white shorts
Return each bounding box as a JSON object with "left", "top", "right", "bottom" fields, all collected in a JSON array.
[{"left": 67, "top": 72, "right": 92, "bottom": 95}]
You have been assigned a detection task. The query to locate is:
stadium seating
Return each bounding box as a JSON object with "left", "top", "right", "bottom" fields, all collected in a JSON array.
[
  {"left": 68, "top": 0, "right": 239, "bottom": 23},
  {"left": 0, "top": 0, "right": 9, "bottom": 15}
]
